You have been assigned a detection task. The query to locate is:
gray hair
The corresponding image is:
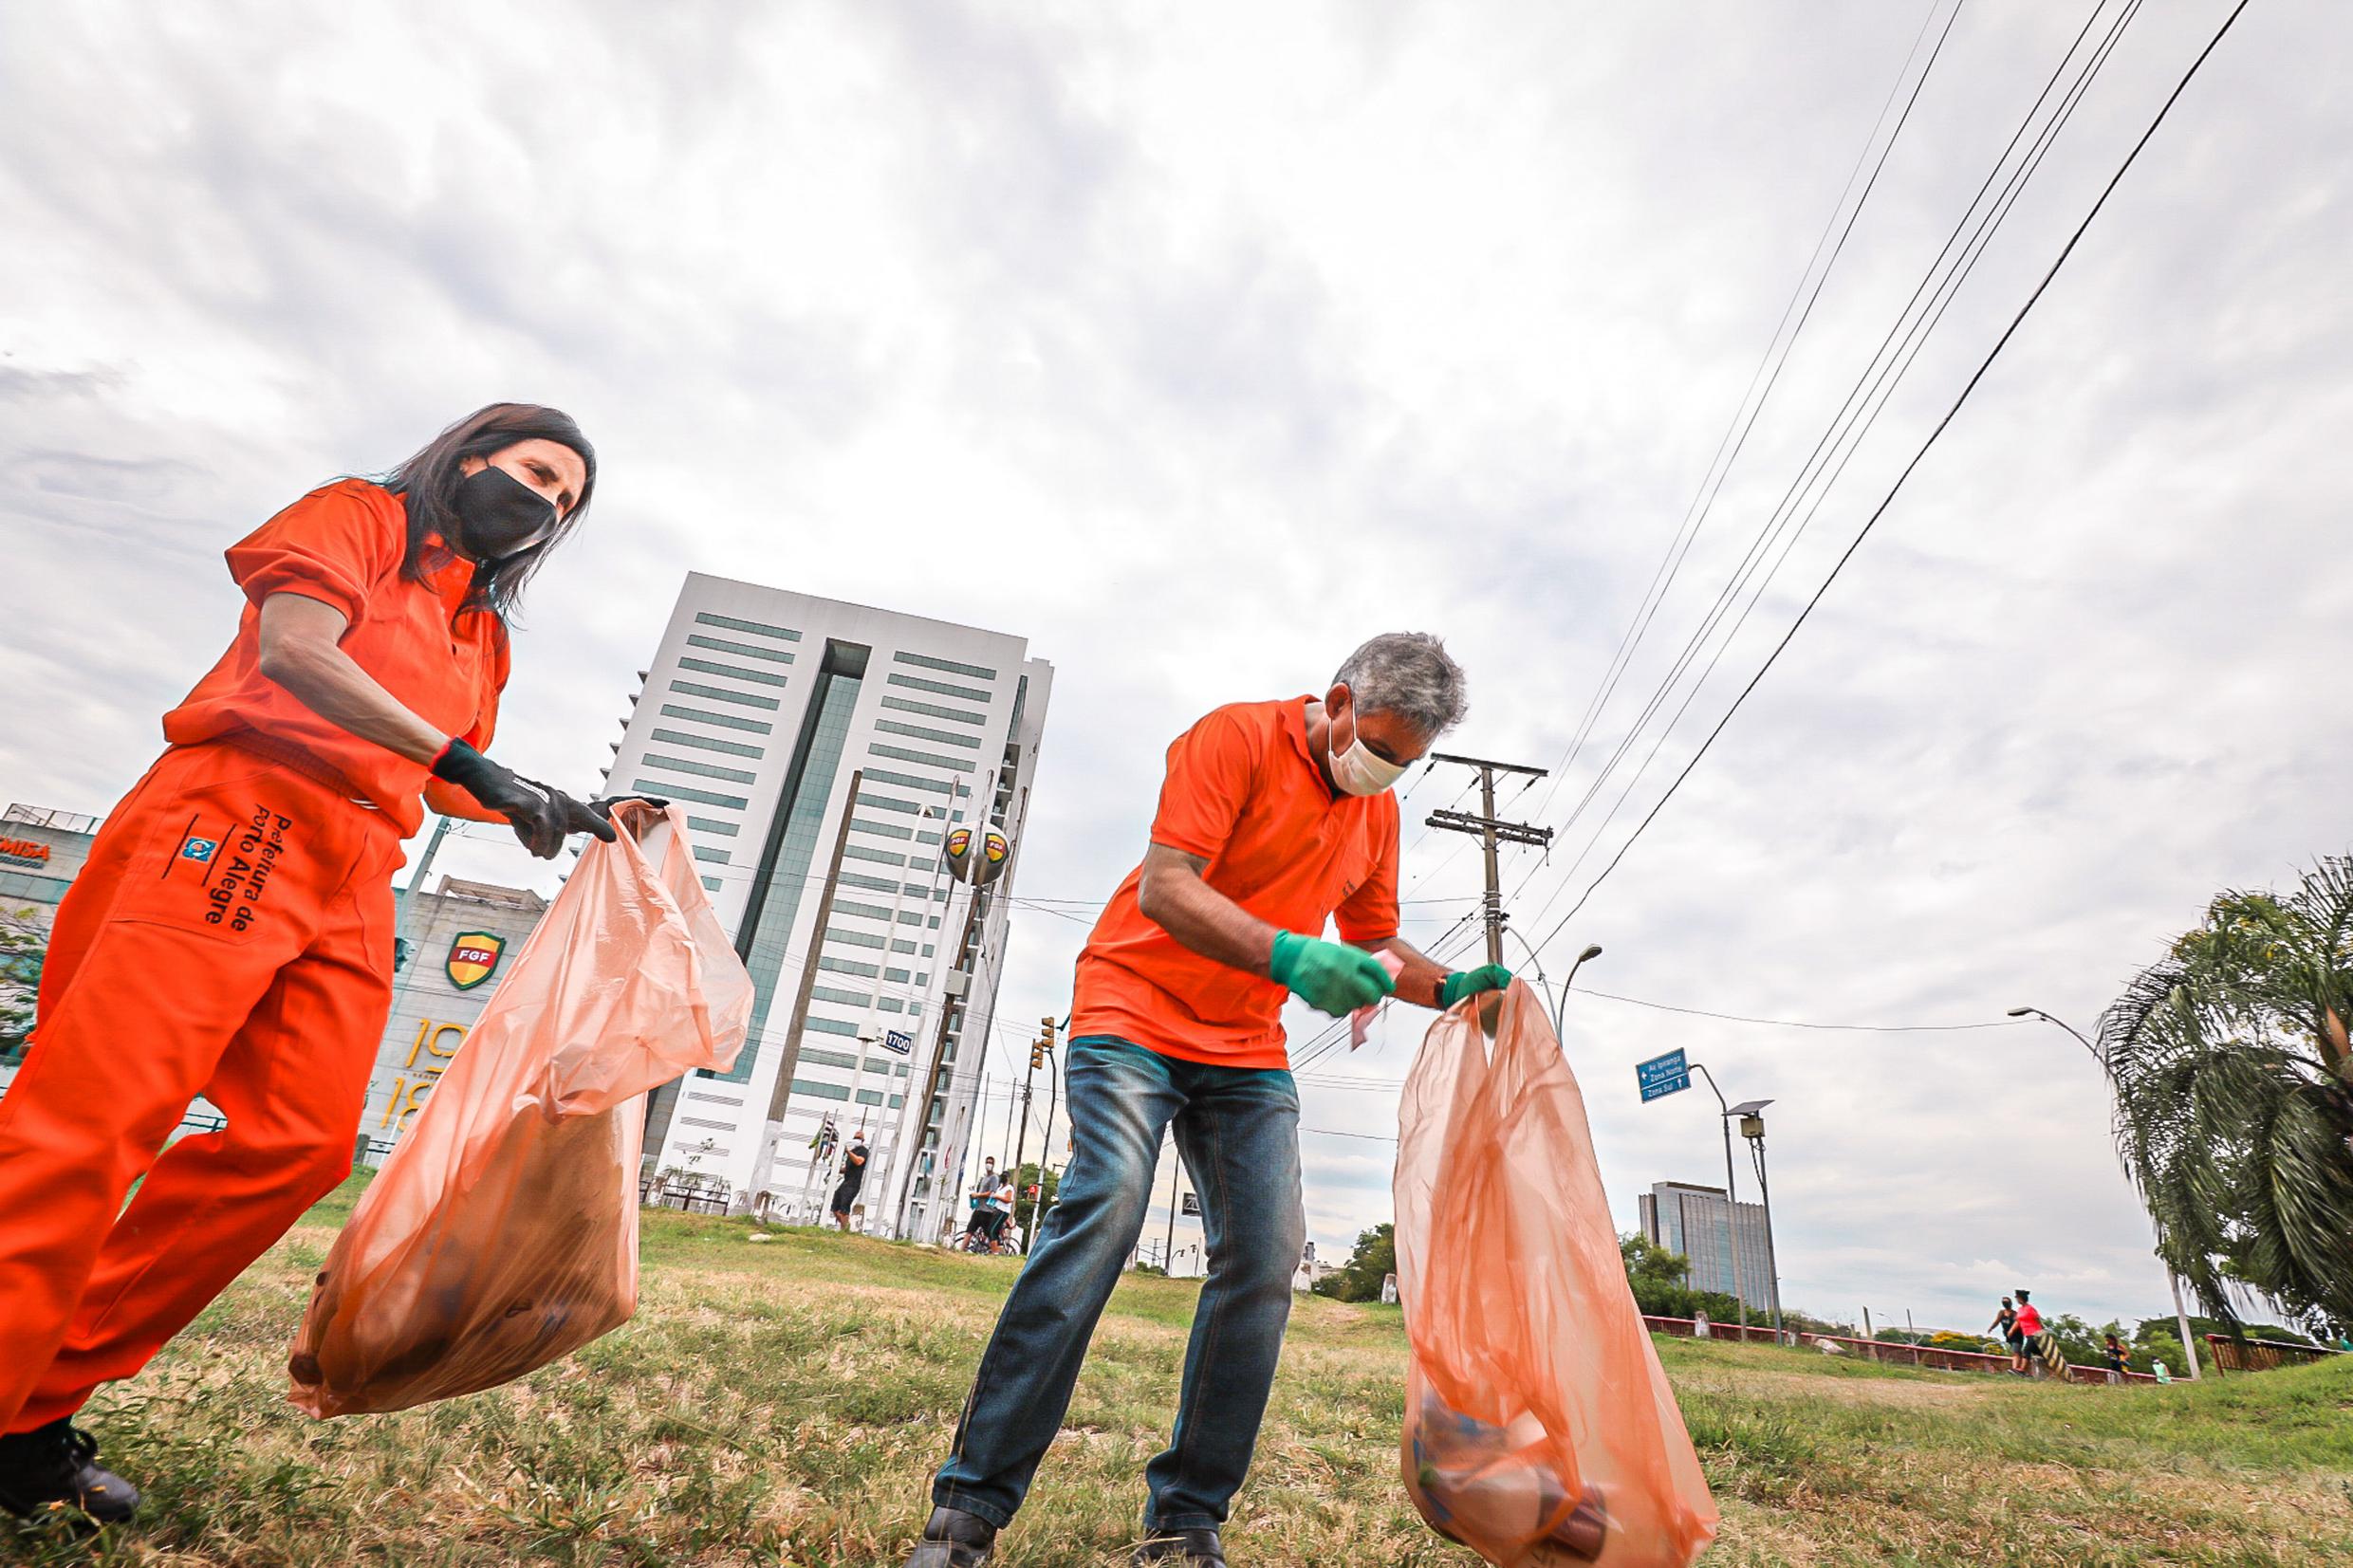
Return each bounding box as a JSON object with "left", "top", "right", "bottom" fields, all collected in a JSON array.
[{"left": 1333, "top": 632, "right": 1468, "bottom": 739}]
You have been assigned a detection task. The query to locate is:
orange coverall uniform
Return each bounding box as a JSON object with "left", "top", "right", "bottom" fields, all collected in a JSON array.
[{"left": 0, "top": 479, "right": 510, "bottom": 1434}]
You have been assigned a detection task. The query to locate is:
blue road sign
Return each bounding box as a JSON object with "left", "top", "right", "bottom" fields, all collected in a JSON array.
[
  {"left": 881, "top": 1029, "right": 914, "bottom": 1056},
  {"left": 1637, "top": 1048, "right": 1691, "bottom": 1102}
]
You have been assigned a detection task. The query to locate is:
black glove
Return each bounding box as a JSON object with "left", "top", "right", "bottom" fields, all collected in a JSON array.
[
  {"left": 431, "top": 739, "right": 616, "bottom": 859},
  {"left": 590, "top": 793, "right": 671, "bottom": 824}
]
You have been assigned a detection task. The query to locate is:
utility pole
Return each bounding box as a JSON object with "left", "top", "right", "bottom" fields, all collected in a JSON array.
[
  {"left": 1039, "top": 1038, "right": 1065, "bottom": 1226},
  {"left": 1424, "top": 752, "right": 1552, "bottom": 964},
  {"left": 1738, "top": 1104, "right": 1787, "bottom": 1342},
  {"left": 1161, "top": 1136, "right": 1184, "bottom": 1273},
  {"left": 1009, "top": 1016, "right": 1052, "bottom": 1240},
  {"left": 889, "top": 875, "right": 993, "bottom": 1238},
  {"left": 1688, "top": 1062, "right": 1749, "bottom": 1338},
  {"left": 2009, "top": 1005, "right": 2202, "bottom": 1379},
  {"left": 393, "top": 813, "right": 454, "bottom": 936},
  {"left": 383, "top": 812, "right": 455, "bottom": 1024}
]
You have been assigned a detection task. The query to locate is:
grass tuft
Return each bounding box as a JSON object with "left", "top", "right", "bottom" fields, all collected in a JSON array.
[{"left": 6, "top": 1179, "right": 2349, "bottom": 1565}]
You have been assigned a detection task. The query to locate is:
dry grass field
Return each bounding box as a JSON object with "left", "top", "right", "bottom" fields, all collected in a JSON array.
[{"left": 5, "top": 1177, "right": 2349, "bottom": 1566}]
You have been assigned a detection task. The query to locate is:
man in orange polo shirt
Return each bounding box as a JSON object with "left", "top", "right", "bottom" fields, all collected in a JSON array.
[{"left": 907, "top": 634, "right": 1508, "bottom": 1568}]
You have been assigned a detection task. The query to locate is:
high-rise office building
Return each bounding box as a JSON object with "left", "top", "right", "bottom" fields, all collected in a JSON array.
[
  {"left": 618, "top": 574, "right": 1051, "bottom": 1240},
  {"left": 1638, "top": 1180, "right": 1773, "bottom": 1310}
]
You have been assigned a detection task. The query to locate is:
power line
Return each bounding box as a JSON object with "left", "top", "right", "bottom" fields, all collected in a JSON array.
[
  {"left": 1524, "top": 0, "right": 2135, "bottom": 914},
  {"left": 1510, "top": 0, "right": 2144, "bottom": 939},
  {"left": 1574, "top": 987, "right": 2027, "bottom": 1034},
  {"left": 1527, "top": 0, "right": 1969, "bottom": 827},
  {"left": 1529, "top": 0, "right": 2255, "bottom": 955}
]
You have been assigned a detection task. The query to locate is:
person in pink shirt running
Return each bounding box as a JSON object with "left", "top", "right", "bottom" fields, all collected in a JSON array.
[{"left": 2010, "top": 1288, "right": 2046, "bottom": 1376}]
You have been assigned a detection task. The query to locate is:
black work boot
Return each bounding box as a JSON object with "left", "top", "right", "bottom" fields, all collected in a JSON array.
[
  {"left": 0, "top": 1420, "right": 141, "bottom": 1525},
  {"left": 904, "top": 1504, "right": 997, "bottom": 1567},
  {"left": 1134, "top": 1528, "right": 1226, "bottom": 1566}
]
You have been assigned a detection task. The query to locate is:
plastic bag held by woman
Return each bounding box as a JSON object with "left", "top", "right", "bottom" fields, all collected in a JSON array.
[
  {"left": 287, "top": 803, "right": 751, "bottom": 1416},
  {"left": 1394, "top": 982, "right": 1717, "bottom": 1566}
]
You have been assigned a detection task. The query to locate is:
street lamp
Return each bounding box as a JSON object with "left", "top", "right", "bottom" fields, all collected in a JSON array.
[
  {"left": 1729, "top": 1099, "right": 1786, "bottom": 1343},
  {"left": 2006, "top": 1005, "right": 2100, "bottom": 1063},
  {"left": 2009, "top": 1004, "right": 2201, "bottom": 1379},
  {"left": 1681, "top": 1063, "right": 1753, "bottom": 1340},
  {"left": 1551, "top": 943, "right": 1604, "bottom": 1040}
]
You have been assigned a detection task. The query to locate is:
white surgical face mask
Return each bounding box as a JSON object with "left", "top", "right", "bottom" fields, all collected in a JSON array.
[{"left": 1325, "top": 700, "right": 1408, "bottom": 797}]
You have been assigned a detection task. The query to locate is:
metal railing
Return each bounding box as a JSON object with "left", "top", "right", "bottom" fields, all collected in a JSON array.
[
  {"left": 1642, "top": 1315, "right": 2161, "bottom": 1385},
  {"left": 2202, "top": 1334, "right": 2346, "bottom": 1373}
]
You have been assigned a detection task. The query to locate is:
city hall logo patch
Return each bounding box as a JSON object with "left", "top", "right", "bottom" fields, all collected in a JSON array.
[
  {"left": 180, "top": 837, "right": 218, "bottom": 863},
  {"left": 446, "top": 932, "right": 506, "bottom": 991}
]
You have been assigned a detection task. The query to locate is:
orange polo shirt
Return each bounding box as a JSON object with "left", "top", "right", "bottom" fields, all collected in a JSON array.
[
  {"left": 161, "top": 479, "right": 510, "bottom": 837},
  {"left": 1072, "top": 697, "right": 1400, "bottom": 1069}
]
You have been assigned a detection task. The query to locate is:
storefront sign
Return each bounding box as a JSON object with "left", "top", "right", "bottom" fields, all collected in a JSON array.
[{"left": 0, "top": 838, "right": 52, "bottom": 868}]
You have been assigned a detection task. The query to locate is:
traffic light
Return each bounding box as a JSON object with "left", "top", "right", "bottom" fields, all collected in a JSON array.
[
  {"left": 1029, "top": 1044, "right": 1045, "bottom": 1071},
  {"left": 1030, "top": 1014, "right": 1057, "bottom": 1072}
]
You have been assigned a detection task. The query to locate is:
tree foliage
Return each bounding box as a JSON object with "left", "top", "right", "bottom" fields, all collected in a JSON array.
[
  {"left": 2100, "top": 859, "right": 2353, "bottom": 1332},
  {"left": 1010, "top": 1161, "right": 1060, "bottom": 1237},
  {"left": 1617, "top": 1232, "right": 1747, "bottom": 1323},
  {"left": 0, "top": 903, "right": 43, "bottom": 1064},
  {"left": 1312, "top": 1223, "right": 1396, "bottom": 1302}
]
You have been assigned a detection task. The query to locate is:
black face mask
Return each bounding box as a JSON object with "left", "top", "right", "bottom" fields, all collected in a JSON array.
[{"left": 454, "top": 465, "right": 559, "bottom": 563}]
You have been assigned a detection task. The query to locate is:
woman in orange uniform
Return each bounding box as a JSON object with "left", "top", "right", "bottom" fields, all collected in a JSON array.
[{"left": 0, "top": 403, "right": 636, "bottom": 1523}]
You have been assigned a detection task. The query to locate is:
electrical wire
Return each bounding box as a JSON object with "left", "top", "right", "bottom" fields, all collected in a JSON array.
[
  {"left": 1527, "top": 0, "right": 2255, "bottom": 956},
  {"left": 1573, "top": 987, "right": 2027, "bottom": 1034},
  {"left": 1522, "top": 0, "right": 2138, "bottom": 921},
  {"left": 1503, "top": 0, "right": 2143, "bottom": 940},
  {"left": 1525, "top": 0, "right": 1969, "bottom": 827}
]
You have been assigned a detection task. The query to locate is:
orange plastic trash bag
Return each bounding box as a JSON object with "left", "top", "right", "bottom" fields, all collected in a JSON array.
[
  {"left": 287, "top": 803, "right": 752, "bottom": 1416},
  {"left": 1394, "top": 982, "right": 1717, "bottom": 1566}
]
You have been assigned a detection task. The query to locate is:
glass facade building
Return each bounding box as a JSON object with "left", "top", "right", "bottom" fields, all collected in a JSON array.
[
  {"left": 621, "top": 577, "right": 1051, "bottom": 1236},
  {"left": 1639, "top": 1180, "right": 1774, "bottom": 1311}
]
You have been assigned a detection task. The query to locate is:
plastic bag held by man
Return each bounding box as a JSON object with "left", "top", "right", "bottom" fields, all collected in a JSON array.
[
  {"left": 287, "top": 803, "right": 752, "bottom": 1416},
  {"left": 1394, "top": 982, "right": 1717, "bottom": 1566}
]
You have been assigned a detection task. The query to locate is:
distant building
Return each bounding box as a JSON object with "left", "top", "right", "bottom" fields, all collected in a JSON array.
[
  {"left": 0, "top": 803, "right": 101, "bottom": 1088},
  {"left": 2, "top": 802, "right": 550, "bottom": 1162},
  {"left": 1639, "top": 1180, "right": 1773, "bottom": 1311},
  {"left": 613, "top": 574, "right": 1052, "bottom": 1238},
  {"left": 364, "top": 876, "right": 551, "bottom": 1153}
]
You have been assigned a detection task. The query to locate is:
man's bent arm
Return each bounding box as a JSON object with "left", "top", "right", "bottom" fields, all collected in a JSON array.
[
  {"left": 1137, "top": 843, "right": 1286, "bottom": 977},
  {"left": 1366, "top": 936, "right": 1451, "bottom": 1009},
  {"left": 1137, "top": 844, "right": 1456, "bottom": 1006}
]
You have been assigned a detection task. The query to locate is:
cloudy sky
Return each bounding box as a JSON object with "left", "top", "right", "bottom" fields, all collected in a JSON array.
[{"left": 4, "top": 0, "right": 2345, "bottom": 1337}]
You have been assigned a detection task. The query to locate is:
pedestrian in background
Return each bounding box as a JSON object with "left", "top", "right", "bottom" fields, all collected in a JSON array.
[
  {"left": 1988, "top": 1296, "right": 2021, "bottom": 1363},
  {"left": 829, "top": 1137, "right": 869, "bottom": 1233},
  {"left": 2012, "top": 1289, "right": 2047, "bottom": 1377},
  {"left": 962, "top": 1157, "right": 1001, "bottom": 1248}
]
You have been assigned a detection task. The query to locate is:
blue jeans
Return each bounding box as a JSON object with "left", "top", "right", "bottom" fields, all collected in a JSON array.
[{"left": 932, "top": 1037, "right": 1306, "bottom": 1533}]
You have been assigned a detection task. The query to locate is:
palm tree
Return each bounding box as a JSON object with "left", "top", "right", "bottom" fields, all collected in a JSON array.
[{"left": 2099, "top": 858, "right": 2353, "bottom": 1332}]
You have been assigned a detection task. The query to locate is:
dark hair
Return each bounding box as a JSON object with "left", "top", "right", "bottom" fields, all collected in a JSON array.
[{"left": 380, "top": 402, "right": 597, "bottom": 618}]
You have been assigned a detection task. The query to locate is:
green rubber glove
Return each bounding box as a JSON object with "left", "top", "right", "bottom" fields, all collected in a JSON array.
[
  {"left": 1269, "top": 932, "right": 1396, "bottom": 1017},
  {"left": 1438, "top": 964, "right": 1512, "bottom": 1009}
]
